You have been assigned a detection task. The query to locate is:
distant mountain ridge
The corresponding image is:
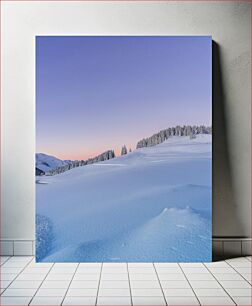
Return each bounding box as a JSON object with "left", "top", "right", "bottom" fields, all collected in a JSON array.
[
  {"left": 36, "top": 153, "right": 72, "bottom": 175},
  {"left": 36, "top": 150, "right": 115, "bottom": 176}
]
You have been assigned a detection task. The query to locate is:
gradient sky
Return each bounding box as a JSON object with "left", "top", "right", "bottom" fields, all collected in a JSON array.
[{"left": 36, "top": 36, "right": 212, "bottom": 160}]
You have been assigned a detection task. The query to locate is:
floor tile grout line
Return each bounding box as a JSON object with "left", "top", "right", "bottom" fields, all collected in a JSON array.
[
  {"left": 60, "top": 263, "right": 80, "bottom": 306},
  {"left": 225, "top": 260, "right": 252, "bottom": 284},
  {"left": 0, "top": 256, "right": 12, "bottom": 266},
  {"left": 0, "top": 255, "right": 12, "bottom": 296},
  {"left": 95, "top": 262, "right": 103, "bottom": 306},
  {"left": 226, "top": 257, "right": 251, "bottom": 264},
  {"left": 153, "top": 262, "right": 168, "bottom": 306},
  {"left": 126, "top": 262, "right": 133, "bottom": 306},
  {"left": 203, "top": 263, "right": 238, "bottom": 305},
  {"left": 0, "top": 256, "right": 34, "bottom": 297},
  {"left": 28, "top": 261, "right": 55, "bottom": 306},
  {"left": 225, "top": 260, "right": 252, "bottom": 286},
  {"left": 1, "top": 257, "right": 251, "bottom": 305},
  {"left": 177, "top": 263, "right": 202, "bottom": 306},
  {"left": 243, "top": 256, "right": 251, "bottom": 262}
]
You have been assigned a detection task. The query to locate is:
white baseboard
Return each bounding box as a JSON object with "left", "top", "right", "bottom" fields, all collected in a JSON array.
[
  {"left": 0, "top": 238, "right": 251, "bottom": 258},
  {"left": 0, "top": 240, "right": 34, "bottom": 256},
  {"left": 213, "top": 237, "right": 251, "bottom": 259}
]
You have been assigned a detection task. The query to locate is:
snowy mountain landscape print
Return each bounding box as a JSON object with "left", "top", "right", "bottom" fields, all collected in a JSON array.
[{"left": 36, "top": 36, "right": 212, "bottom": 262}]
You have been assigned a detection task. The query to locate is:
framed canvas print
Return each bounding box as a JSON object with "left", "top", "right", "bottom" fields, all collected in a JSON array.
[{"left": 36, "top": 36, "right": 212, "bottom": 262}]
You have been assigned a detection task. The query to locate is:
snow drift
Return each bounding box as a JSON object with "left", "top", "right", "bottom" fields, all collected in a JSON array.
[{"left": 36, "top": 134, "right": 212, "bottom": 262}]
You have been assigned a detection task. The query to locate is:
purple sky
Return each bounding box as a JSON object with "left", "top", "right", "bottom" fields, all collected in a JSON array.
[{"left": 36, "top": 36, "right": 212, "bottom": 160}]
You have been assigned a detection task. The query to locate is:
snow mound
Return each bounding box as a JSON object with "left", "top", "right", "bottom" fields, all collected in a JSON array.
[{"left": 36, "top": 135, "right": 212, "bottom": 262}]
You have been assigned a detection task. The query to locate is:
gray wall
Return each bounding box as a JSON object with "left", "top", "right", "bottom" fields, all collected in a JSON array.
[{"left": 1, "top": 1, "right": 251, "bottom": 241}]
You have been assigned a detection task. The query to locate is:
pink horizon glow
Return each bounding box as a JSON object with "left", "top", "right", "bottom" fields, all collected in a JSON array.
[
  {"left": 36, "top": 144, "right": 135, "bottom": 161},
  {"left": 36, "top": 37, "right": 212, "bottom": 161}
]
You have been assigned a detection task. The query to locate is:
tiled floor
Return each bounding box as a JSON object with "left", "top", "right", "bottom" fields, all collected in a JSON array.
[{"left": 0, "top": 256, "right": 251, "bottom": 305}]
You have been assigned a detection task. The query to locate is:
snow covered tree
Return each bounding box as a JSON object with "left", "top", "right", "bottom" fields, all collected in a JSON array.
[
  {"left": 108, "top": 150, "right": 115, "bottom": 159},
  {"left": 135, "top": 125, "right": 212, "bottom": 149},
  {"left": 136, "top": 138, "right": 147, "bottom": 149},
  {"left": 121, "top": 145, "right": 128, "bottom": 155}
]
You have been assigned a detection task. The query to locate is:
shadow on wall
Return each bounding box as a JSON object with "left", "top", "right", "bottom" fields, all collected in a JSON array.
[{"left": 212, "top": 41, "right": 245, "bottom": 260}]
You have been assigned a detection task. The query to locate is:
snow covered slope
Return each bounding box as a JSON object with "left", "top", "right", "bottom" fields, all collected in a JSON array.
[
  {"left": 36, "top": 134, "right": 212, "bottom": 262},
  {"left": 36, "top": 153, "right": 70, "bottom": 173}
]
